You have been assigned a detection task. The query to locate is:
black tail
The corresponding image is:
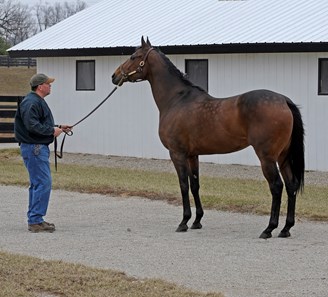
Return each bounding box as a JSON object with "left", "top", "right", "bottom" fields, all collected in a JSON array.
[{"left": 285, "top": 98, "right": 305, "bottom": 193}]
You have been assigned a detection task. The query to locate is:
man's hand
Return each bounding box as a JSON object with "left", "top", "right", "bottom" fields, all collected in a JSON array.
[
  {"left": 60, "top": 125, "right": 73, "bottom": 133},
  {"left": 53, "top": 127, "right": 62, "bottom": 137}
]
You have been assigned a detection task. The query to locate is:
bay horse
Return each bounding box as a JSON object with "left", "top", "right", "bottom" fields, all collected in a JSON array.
[{"left": 112, "top": 37, "right": 305, "bottom": 239}]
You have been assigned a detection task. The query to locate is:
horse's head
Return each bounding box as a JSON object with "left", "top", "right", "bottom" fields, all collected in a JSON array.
[{"left": 112, "top": 36, "right": 154, "bottom": 86}]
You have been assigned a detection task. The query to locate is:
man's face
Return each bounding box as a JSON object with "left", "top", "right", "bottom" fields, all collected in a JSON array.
[{"left": 37, "top": 82, "right": 52, "bottom": 97}]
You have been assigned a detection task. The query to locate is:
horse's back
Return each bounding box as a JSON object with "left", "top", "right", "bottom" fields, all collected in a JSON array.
[
  {"left": 238, "top": 89, "right": 289, "bottom": 110},
  {"left": 237, "top": 89, "right": 292, "bottom": 121}
]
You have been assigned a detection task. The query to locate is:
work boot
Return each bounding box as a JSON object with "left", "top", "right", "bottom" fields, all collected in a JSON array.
[
  {"left": 43, "top": 221, "right": 55, "bottom": 228},
  {"left": 28, "top": 222, "right": 56, "bottom": 233}
]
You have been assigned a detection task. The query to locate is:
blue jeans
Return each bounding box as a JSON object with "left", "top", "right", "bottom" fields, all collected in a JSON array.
[{"left": 20, "top": 143, "right": 52, "bottom": 225}]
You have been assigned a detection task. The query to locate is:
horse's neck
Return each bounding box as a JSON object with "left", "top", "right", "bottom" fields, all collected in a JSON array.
[
  {"left": 150, "top": 79, "right": 186, "bottom": 113},
  {"left": 147, "top": 60, "right": 187, "bottom": 113}
]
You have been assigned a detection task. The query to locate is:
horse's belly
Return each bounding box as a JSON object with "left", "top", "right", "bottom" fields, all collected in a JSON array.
[
  {"left": 191, "top": 137, "right": 249, "bottom": 155},
  {"left": 160, "top": 130, "right": 248, "bottom": 155}
]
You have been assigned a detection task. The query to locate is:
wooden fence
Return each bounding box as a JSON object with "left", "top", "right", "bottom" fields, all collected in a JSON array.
[
  {"left": 0, "top": 55, "right": 36, "bottom": 68},
  {"left": 0, "top": 96, "right": 23, "bottom": 143}
]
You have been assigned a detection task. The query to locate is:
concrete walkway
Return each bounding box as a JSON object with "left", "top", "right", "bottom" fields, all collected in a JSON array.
[{"left": 0, "top": 185, "right": 327, "bottom": 297}]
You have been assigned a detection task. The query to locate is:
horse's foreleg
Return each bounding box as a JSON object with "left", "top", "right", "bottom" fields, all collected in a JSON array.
[
  {"left": 188, "top": 156, "right": 204, "bottom": 229},
  {"left": 170, "top": 151, "right": 192, "bottom": 232},
  {"left": 259, "top": 160, "right": 284, "bottom": 239}
]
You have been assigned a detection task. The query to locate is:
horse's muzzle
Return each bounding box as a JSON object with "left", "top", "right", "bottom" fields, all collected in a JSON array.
[{"left": 111, "top": 73, "right": 120, "bottom": 85}]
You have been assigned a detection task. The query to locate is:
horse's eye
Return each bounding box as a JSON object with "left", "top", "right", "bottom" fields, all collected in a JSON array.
[{"left": 130, "top": 55, "right": 135, "bottom": 61}]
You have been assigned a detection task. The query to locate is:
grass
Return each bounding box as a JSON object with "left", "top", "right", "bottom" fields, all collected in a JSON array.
[
  {"left": 0, "top": 251, "right": 222, "bottom": 297},
  {"left": 0, "top": 66, "right": 36, "bottom": 96},
  {"left": 1, "top": 148, "right": 328, "bottom": 220}
]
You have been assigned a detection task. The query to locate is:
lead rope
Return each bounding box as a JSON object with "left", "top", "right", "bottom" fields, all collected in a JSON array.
[
  {"left": 54, "top": 49, "right": 153, "bottom": 170},
  {"left": 54, "top": 82, "right": 122, "bottom": 171}
]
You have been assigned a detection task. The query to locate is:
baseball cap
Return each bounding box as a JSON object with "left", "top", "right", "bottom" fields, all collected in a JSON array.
[{"left": 30, "top": 73, "right": 55, "bottom": 87}]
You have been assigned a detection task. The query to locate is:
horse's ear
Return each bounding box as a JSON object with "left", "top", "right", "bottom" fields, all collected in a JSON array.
[
  {"left": 146, "top": 37, "right": 152, "bottom": 47},
  {"left": 141, "top": 36, "right": 146, "bottom": 47}
]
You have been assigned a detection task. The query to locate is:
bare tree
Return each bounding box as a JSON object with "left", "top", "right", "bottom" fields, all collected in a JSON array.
[
  {"left": 34, "top": 0, "right": 87, "bottom": 32},
  {"left": 0, "top": 0, "right": 36, "bottom": 45},
  {"left": 0, "top": 0, "right": 87, "bottom": 46}
]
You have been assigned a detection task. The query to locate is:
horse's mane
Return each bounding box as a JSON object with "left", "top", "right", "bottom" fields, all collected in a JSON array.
[{"left": 154, "top": 47, "right": 206, "bottom": 93}]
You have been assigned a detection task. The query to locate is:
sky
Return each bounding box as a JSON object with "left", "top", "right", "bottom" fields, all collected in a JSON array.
[{"left": 17, "top": 0, "right": 103, "bottom": 7}]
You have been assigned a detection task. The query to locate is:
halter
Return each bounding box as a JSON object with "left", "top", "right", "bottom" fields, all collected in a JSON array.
[{"left": 118, "top": 47, "right": 154, "bottom": 86}]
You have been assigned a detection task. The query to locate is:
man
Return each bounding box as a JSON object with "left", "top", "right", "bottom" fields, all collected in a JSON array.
[{"left": 14, "top": 73, "right": 71, "bottom": 233}]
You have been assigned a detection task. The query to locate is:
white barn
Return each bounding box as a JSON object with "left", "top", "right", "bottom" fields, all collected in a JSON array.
[{"left": 8, "top": 0, "right": 328, "bottom": 171}]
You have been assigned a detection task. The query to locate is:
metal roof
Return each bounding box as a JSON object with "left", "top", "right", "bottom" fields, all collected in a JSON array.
[{"left": 8, "top": 0, "right": 328, "bottom": 56}]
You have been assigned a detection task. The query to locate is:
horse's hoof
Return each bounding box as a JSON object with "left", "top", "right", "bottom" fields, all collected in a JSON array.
[
  {"left": 259, "top": 231, "right": 272, "bottom": 239},
  {"left": 176, "top": 224, "right": 188, "bottom": 232},
  {"left": 191, "top": 222, "right": 202, "bottom": 229},
  {"left": 278, "top": 230, "right": 291, "bottom": 238}
]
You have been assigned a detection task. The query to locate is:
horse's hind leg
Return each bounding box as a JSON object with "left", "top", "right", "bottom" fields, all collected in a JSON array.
[
  {"left": 259, "top": 159, "right": 284, "bottom": 239},
  {"left": 278, "top": 160, "right": 299, "bottom": 238},
  {"left": 188, "top": 156, "right": 204, "bottom": 229}
]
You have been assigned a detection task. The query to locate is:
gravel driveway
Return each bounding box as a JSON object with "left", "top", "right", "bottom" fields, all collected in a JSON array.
[{"left": 1, "top": 150, "right": 328, "bottom": 296}]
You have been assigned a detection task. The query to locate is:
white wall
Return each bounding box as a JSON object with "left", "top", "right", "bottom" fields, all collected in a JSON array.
[{"left": 37, "top": 51, "right": 328, "bottom": 171}]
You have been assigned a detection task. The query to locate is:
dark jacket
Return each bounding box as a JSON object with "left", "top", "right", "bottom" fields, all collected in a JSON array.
[{"left": 14, "top": 92, "right": 55, "bottom": 144}]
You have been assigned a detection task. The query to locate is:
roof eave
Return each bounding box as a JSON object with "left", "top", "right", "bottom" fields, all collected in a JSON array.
[
  {"left": 7, "top": 46, "right": 136, "bottom": 58},
  {"left": 8, "top": 42, "right": 328, "bottom": 58}
]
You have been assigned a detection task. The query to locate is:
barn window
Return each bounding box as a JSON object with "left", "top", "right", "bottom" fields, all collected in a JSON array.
[
  {"left": 185, "top": 59, "right": 208, "bottom": 92},
  {"left": 76, "top": 60, "right": 95, "bottom": 91},
  {"left": 318, "top": 58, "right": 328, "bottom": 95}
]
